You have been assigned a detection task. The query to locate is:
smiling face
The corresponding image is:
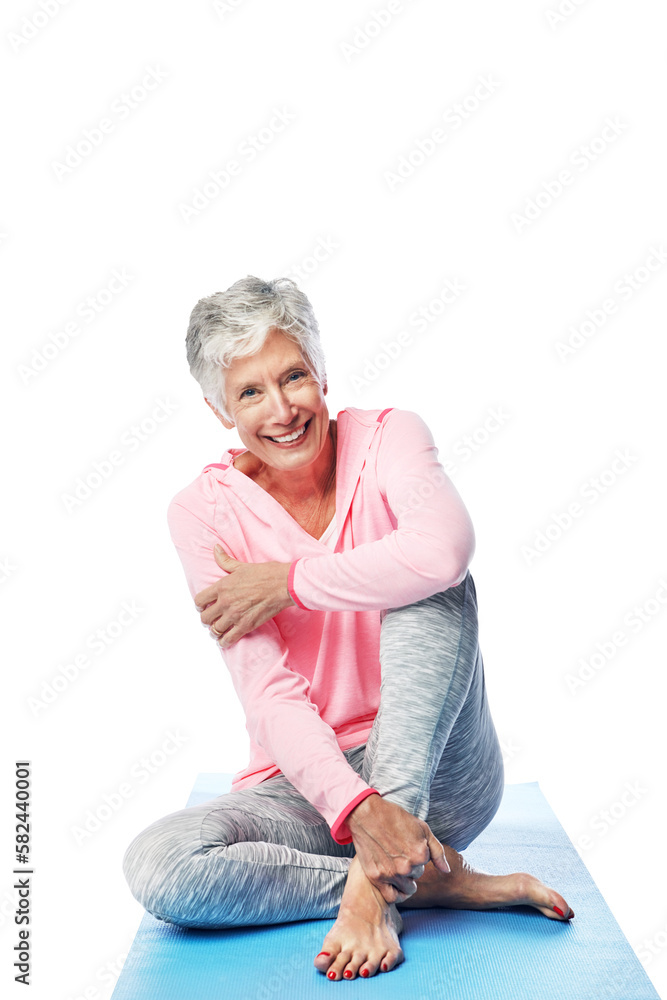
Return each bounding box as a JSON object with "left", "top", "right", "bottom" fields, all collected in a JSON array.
[{"left": 207, "top": 327, "right": 331, "bottom": 479}]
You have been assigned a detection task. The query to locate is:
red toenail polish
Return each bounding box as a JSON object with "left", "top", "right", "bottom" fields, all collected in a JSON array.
[
  {"left": 568, "top": 910, "right": 575, "bottom": 919},
  {"left": 553, "top": 906, "right": 564, "bottom": 917},
  {"left": 328, "top": 971, "right": 336, "bottom": 979},
  {"left": 344, "top": 971, "right": 352, "bottom": 978},
  {"left": 361, "top": 969, "right": 369, "bottom": 977},
  {"left": 381, "top": 963, "right": 388, "bottom": 972},
  {"left": 318, "top": 952, "right": 331, "bottom": 957}
]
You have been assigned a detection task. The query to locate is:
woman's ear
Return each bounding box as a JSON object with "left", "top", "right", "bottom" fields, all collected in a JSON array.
[{"left": 205, "top": 397, "right": 234, "bottom": 430}]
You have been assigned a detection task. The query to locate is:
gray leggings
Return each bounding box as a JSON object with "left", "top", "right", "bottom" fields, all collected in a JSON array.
[{"left": 122, "top": 571, "right": 504, "bottom": 928}]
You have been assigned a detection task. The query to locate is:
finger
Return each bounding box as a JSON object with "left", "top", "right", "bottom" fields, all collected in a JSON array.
[
  {"left": 377, "top": 882, "right": 402, "bottom": 904},
  {"left": 194, "top": 593, "right": 213, "bottom": 613},
  {"left": 213, "top": 631, "right": 234, "bottom": 647},
  {"left": 194, "top": 566, "right": 234, "bottom": 611},
  {"left": 214, "top": 624, "right": 247, "bottom": 647},
  {"left": 200, "top": 600, "right": 227, "bottom": 626},
  {"left": 399, "top": 877, "right": 418, "bottom": 897},
  {"left": 209, "top": 619, "right": 230, "bottom": 640},
  {"left": 213, "top": 545, "right": 237, "bottom": 566},
  {"left": 194, "top": 585, "right": 226, "bottom": 612},
  {"left": 386, "top": 883, "right": 416, "bottom": 904},
  {"left": 386, "top": 875, "right": 418, "bottom": 900},
  {"left": 428, "top": 832, "right": 450, "bottom": 873}
]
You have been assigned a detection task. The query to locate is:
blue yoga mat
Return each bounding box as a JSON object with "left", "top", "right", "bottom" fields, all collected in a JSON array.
[{"left": 112, "top": 776, "right": 659, "bottom": 999}]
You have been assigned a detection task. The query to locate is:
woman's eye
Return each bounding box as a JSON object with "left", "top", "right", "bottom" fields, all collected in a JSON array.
[{"left": 240, "top": 372, "right": 304, "bottom": 399}]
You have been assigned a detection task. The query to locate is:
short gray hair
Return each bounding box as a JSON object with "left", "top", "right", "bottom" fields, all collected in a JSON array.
[{"left": 185, "top": 275, "right": 327, "bottom": 422}]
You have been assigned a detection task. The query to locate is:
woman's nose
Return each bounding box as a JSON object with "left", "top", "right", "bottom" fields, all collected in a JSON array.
[{"left": 266, "top": 388, "right": 297, "bottom": 425}]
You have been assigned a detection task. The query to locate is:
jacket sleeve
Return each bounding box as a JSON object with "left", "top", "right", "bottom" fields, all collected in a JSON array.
[
  {"left": 166, "top": 492, "right": 378, "bottom": 842},
  {"left": 287, "top": 408, "right": 475, "bottom": 612}
]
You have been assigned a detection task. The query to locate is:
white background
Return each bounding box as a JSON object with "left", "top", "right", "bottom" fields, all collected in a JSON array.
[{"left": 2, "top": 1, "right": 666, "bottom": 997}]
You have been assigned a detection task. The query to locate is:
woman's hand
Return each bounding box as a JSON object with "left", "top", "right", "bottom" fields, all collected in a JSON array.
[
  {"left": 195, "top": 545, "right": 295, "bottom": 646},
  {"left": 346, "top": 794, "right": 450, "bottom": 904}
]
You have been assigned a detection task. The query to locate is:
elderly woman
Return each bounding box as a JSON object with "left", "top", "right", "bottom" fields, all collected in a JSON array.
[{"left": 123, "top": 276, "right": 573, "bottom": 982}]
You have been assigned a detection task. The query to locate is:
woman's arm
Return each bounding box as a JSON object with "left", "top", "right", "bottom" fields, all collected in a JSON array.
[
  {"left": 288, "top": 408, "right": 475, "bottom": 612},
  {"left": 190, "top": 408, "right": 473, "bottom": 636},
  {"left": 166, "top": 499, "right": 378, "bottom": 839}
]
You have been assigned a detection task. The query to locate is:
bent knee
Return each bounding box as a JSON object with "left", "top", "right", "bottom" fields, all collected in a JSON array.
[
  {"left": 122, "top": 820, "right": 167, "bottom": 911},
  {"left": 122, "top": 811, "right": 205, "bottom": 923}
]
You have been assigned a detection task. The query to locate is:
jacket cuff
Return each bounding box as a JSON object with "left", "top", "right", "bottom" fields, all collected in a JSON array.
[
  {"left": 287, "top": 560, "right": 309, "bottom": 610},
  {"left": 330, "top": 788, "right": 381, "bottom": 845}
]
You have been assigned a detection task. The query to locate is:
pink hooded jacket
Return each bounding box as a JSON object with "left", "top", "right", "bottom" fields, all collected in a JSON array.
[{"left": 167, "top": 406, "right": 475, "bottom": 843}]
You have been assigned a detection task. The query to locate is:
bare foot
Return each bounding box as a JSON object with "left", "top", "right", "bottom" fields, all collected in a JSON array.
[
  {"left": 313, "top": 855, "right": 404, "bottom": 981},
  {"left": 399, "top": 844, "right": 575, "bottom": 921}
]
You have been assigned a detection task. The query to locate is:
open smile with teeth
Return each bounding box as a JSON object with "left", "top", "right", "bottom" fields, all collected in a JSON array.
[{"left": 266, "top": 419, "right": 310, "bottom": 444}]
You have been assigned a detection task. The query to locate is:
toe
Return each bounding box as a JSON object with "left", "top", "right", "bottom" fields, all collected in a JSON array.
[
  {"left": 513, "top": 873, "right": 574, "bottom": 921},
  {"left": 343, "top": 951, "right": 382, "bottom": 980},
  {"left": 358, "top": 956, "right": 382, "bottom": 979},
  {"left": 535, "top": 899, "right": 574, "bottom": 921},
  {"left": 380, "top": 946, "right": 405, "bottom": 973},
  {"left": 327, "top": 951, "right": 352, "bottom": 981},
  {"left": 547, "top": 893, "right": 574, "bottom": 921},
  {"left": 314, "top": 949, "right": 334, "bottom": 974},
  {"left": 342, "top": 954, "right": 364, "bottom": 980}
]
